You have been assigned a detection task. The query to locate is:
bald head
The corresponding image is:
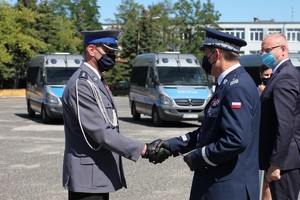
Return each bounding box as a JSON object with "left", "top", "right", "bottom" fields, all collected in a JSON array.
[
  {"left": 263, "top": 33, "right": 288, "bottom": 47},
  {"left": 261, "top": 33, "right": 289, "bottom": 63}
]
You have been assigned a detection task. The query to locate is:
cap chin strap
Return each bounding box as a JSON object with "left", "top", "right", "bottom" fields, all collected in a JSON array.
[{"left": 76, "top": 78, "right": 118, "bottom": 151}]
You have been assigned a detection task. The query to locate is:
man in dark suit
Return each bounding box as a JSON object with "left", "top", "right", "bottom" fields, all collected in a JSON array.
[
  {"left": 149, "top": 27, "right": 261, "bottom": 200},
  {"left": 259, "top": 33, "right": 300, "bottom": 200},
  {"left": 62, "top": 30, "right": 170, "bottom": 200}
]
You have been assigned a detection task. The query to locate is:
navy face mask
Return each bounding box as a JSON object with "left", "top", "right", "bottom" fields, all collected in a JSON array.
[
  {"left": 95, "top": 49, "right": 116, "bottom": 72},
  {"left": 201, "top": 51, "right": 216, "bottom": 75},
  {"left": 202, "top": 56, "right": 212, "bottom": 75}
]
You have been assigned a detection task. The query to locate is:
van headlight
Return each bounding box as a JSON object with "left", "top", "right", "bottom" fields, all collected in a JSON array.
[
  {"left": 159, "top": 94, "right": 173, "bottom": 105},
  {"left": 46, "top": 93, "right": 59, "bottom": 104}
]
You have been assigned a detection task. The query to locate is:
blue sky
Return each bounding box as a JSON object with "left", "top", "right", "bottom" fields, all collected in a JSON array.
[
  {"left": 7, "top": 0, "right": 300, "bottom": 23},
  {"left": 99, "top": 0, "right": 300, "bottom": 23}
]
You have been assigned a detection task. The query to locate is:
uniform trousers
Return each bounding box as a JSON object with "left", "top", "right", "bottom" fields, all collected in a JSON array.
[
  {"left": 68, "top": 191, "right": 109, "bottom": 200},
  {"left": 269, "top": 168, "right": 300, "bottom": 200}
]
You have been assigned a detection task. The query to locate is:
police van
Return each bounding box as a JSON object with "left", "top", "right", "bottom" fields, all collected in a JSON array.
[
  {"left": 129, "top": 52, "right": 212, "bottom": 126},
  {"left": 26, "top": 53, "right": 83, "bottom": 123},
  {"left": 240, "top": 53, "right": 300, "bottom": 85}
]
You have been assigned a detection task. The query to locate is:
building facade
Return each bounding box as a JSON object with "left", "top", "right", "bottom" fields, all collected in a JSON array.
[{"left": 219, "top": 19, "right": 300, "bottom": 54}]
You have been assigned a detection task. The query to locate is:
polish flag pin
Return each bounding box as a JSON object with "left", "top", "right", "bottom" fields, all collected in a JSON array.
[{"left": 231, "top": 102, "right": 241, "bottom": 109}]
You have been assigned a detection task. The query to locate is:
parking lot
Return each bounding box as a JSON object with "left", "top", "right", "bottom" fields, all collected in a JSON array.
[{"left": 0, "top": 96, "right": 199, "bottom": 200}]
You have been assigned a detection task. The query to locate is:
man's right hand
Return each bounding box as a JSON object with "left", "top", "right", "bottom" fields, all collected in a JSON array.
[{"left": 143, "top": 139, "right": 172, "bottom": 164}]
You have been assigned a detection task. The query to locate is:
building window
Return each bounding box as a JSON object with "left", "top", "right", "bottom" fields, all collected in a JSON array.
[
  {"left": 250, "top": 50, "right": 260, "bottom": 54},
  {"left": 287, "top": 29, "right": 300, "bottom": 41},
  {"left": 267, "top": 28, "right": 282, "bottom": 34},
  {"left": 250, "top": 28, "right": 263, "bottom": 41},
  {"left": 222, "top": 28, "right": 245, "bottom": 39}
]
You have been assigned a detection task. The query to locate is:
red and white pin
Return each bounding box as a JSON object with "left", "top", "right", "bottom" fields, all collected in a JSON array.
[{"left": 231, "top": 102, "right": 241, "bottom": 109}]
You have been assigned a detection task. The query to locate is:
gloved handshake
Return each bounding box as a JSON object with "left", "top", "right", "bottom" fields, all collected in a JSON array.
[{"left": 142, "top": 139, "right": 172, "bottom": 164}]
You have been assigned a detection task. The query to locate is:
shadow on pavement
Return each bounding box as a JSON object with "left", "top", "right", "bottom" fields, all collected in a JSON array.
[{"left": 15, "top": 113, "right": 64, "bottom": 125}]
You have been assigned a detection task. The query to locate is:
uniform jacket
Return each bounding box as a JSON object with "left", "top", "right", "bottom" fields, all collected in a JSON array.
[
  {"left": 168, "top": 66, "right": 261, "bottom": 200},
  {"left": 259, "top": 59, "right": 300, "bottom": 170},
  {"left": 62, "top": 63, "right": 144, "bottom": 193}
]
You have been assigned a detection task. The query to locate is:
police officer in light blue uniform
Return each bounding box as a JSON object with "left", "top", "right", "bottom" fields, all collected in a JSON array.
[
  {"left": 62, "top": 30, "right": 169, "bottom": 200},
  {"left": 151, "top": 27, "right": 261, "bottom": 200}
]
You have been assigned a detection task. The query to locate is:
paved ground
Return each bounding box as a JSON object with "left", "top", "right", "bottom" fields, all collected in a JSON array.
[
  {"left": 0, "top": 96, "right": 196, "bottom": 200},
  {"left": 0, "top": 96, "right": 299, "bottom": 200}
]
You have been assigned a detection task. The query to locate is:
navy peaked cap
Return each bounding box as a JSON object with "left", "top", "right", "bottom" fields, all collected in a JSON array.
[
  {"left": 200, "top": 27, "right": 247, "bottom": 53},
  {"left": 81, "top": 30, "right": 121, "bottom": 51}
]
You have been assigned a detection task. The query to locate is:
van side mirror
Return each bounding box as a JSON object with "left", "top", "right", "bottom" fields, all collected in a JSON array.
[
  {"left": 146, "top": 78, "right": 154, "bottom": 88},
  {"left": 207, "top": 75, "right": 215, "bottom": 92}
]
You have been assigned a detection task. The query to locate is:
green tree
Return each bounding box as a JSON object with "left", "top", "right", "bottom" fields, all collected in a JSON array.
[
  {"left": 172, "top": 0, "right": 221, "bottom": 58},
  {"left": 69, "top": 0, "right": 101, "bottom": 32},
  {"left": 147, "top": 0, "right": 174, "bottom": 52},
  {"left": 0, "top": 2, "right": 46, "bottom": 88},
  {"left": 104, "top": 0, "right": 142, "bottom": 85},
  {"left": 138, "top": 8, "right": 161, "bottom": 54}
]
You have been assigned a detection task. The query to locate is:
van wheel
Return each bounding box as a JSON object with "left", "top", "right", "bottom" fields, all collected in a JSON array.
[
  {"left": 41, "top": 105, "right": 51, "bottom": 124},
  {"left": 27, "top": 100, "right": 35, "bottom": 117},
  {"left": 131, "top": 103, "right": 140, "bottom": 120},
  {"left": 152, "top": 107, "right": 164, "bottom": 126}
]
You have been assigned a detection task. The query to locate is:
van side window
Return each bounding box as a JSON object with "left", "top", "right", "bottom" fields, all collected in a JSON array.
[
  {"left": 38, "top": 68, "right": 44, "bottom": 86},
  {"left": 26, "top": 67, "right": 39, "bottom": 85},
  {"left": 149, "top": 66, "right": 155, "bottom": 85},
  {"left": 131, "top": 66, "right": 148, "bottom": 86}
]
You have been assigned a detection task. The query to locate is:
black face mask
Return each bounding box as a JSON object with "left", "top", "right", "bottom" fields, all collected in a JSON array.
[
  {"left": 201, "top": 51, "right": 216, "bottom": 75},
  {"left": 96, "top": 54, "right": 116, "bottom": 72},
  {"left": 202, "top": 56, "right": 213, "bottom": 75},
  {"left": 261, "top": 77, "right": 270, "bottom": 85}
]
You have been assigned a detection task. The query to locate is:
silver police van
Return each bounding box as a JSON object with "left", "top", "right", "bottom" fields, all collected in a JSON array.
[
  {"left": 26, "top": 53, "right": 83, "bottom": 123},
  {"left": 129, "top": 52, "right": 212, "bottom": 126}
]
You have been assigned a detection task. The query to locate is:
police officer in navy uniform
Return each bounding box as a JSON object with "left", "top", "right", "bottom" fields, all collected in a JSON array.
[
  {"left": 150, "top": 27, "right": 261, "bottom": 200},
  {"left": 62, "top": 30, "right": 170, "bottom": 200}
]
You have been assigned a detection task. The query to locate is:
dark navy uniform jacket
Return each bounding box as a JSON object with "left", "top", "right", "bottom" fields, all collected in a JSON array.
[
  {"left": 259, "top": 59, "right": 300, "bottom": 171},
  {"left": 168, "top": 66, "right": 261, "bottom": 200}
]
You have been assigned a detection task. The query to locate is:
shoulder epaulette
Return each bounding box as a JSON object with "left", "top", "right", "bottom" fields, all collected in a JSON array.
[{"left": 79, "top": 71, "right": 88, "bottom": 79}]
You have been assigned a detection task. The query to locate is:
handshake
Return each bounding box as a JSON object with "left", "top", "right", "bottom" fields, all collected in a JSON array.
[{"left": 142, "top": 139, "right": 172, "bottom": 164}]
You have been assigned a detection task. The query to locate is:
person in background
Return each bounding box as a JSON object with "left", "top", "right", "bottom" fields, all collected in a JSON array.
[
  {"left": 257, "top": 65, "right": 272, "bottom": 95},
  {"left": 62, "top": 30, "right": 170, "bottom": 200},
  {"left": 147, "top": 27, "right": 261, "bottom": 200},
  {"left": 259, "top": 32, "right": 300, "bottom": 200},
  {"left": 257, "top": 65, "right": 273, "bottom": 200}
]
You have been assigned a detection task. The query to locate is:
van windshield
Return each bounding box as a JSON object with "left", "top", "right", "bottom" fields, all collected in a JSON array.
[
  {"left": 157, "top": 67, "right": 207, "bottom": 86},
  {"left": 45, "top": 67, "right": 78, "bottom": 85}
]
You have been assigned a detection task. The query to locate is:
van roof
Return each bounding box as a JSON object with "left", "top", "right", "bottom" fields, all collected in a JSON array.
[
  {"left": 29, "top": 54, "right": 83, "bottom": 68},
  {"left": 132, "top": 53, "right": 199, "bottom": 67}
]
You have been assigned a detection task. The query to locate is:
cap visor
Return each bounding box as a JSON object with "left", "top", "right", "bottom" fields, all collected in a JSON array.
[{"left": 103, "top": 44, "right": 121, "bottom": 52}]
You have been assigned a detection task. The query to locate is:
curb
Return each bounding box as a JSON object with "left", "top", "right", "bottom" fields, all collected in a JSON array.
[{"left": 0, "top": 89, "right": 26, "bottom": 97}]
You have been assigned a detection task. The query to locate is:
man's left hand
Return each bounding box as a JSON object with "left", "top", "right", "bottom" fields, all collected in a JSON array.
[{"left": 266, "top": 164, "right": 281, "bottom": 182}]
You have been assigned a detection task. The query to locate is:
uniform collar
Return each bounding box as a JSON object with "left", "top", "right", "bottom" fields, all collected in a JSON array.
[
  {"left": 84, "top": 62, "right": 101, "bottom": 80},
  {"left": 217, "top": 63, "right": 241, "bottom": 86}
]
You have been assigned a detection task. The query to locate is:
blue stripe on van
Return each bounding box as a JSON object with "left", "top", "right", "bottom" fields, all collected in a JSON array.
[
  {"left": 50, "top": 86, "right": 64, "bottom": 98},
  {"left": 163, "top": 87, "right": 209, "bottom": 99}
]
